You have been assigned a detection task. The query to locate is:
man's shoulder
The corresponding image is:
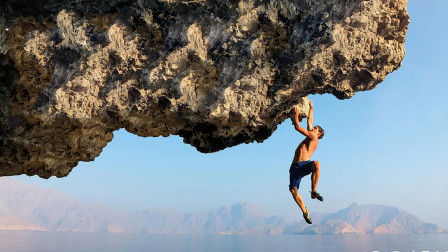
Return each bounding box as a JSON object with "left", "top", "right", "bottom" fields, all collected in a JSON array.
[
  {"left": 307, "top": 136, "right": 319, "bottom": 145},
  {"left": 306, "top": 134, "right": 319, "bottom": 141}
]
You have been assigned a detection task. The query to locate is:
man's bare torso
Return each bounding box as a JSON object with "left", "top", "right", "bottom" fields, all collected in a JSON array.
[{"left": 292, "top": 137, "right": 318, "bottom": 163}]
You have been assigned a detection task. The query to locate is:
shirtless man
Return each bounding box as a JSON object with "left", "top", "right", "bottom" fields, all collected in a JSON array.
[{"left": 289, "top": 101, "right": 325, "bottom": 224}]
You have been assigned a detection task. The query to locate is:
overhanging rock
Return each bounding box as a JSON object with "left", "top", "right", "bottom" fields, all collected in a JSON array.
[{"left": 0, "top": 0, "right": 409, "bottom": 178}]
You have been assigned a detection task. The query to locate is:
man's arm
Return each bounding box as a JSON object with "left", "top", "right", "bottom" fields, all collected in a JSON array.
[
  {"left": 307, "top": 101, "right": 313, "bottom": 131},
  {"left": 291, "top": 107, "right": 317, "bottom": 140}
]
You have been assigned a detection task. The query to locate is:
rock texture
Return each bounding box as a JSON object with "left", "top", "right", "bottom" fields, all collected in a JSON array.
[{"left": 0, "top": 0, "right": 409, "bottom": 178}]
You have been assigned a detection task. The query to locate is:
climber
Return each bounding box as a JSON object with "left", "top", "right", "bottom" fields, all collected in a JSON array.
[{"left": 289, "top": 101, "right": 325, "bottom": 224}]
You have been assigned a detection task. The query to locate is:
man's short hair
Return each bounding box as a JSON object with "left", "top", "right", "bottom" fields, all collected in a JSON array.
[{"left": 316, "top": 125, "right": 324, "bottom": 139}]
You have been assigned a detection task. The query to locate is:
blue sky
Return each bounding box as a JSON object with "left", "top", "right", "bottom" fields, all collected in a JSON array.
[{"left": 12, "top": 0, "right": 448, "bottom": 228}]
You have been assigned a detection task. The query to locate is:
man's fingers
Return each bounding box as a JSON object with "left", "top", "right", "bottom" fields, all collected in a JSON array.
[{"left": 291, "top": 107, "right": 299, "bottom": 115}]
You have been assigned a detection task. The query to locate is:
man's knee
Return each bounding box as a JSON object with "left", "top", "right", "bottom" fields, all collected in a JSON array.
[
  {"left": 289, "top": 187, "right": 297, "bottom": 194},
  {"left": 313, "top": 161, "right": 320, "bottom": 171}
]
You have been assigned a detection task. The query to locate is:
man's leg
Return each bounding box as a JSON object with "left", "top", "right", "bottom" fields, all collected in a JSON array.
[
  {"left": 290, "top": 187, "right": 312, "bottom": 224},
  {"left": 311, "top": 160, "right": 320, "bottom": 193},
  {"left": 289, "top": 187, "right": 306, "bottom": 214}
]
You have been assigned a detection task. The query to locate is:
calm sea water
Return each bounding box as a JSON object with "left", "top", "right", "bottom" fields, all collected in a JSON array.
[{"left": 0, "top": 231, "right": 447, "bottom": 252}]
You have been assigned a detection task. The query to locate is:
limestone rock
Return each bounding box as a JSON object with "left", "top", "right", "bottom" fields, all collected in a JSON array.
[{"left": 0, "top": 0, "right": 409, "bottom": 178}]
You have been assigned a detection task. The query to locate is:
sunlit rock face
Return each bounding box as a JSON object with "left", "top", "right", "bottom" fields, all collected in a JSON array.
[{"left": 0, "top": 0, "right": 409, "bottom": 178}]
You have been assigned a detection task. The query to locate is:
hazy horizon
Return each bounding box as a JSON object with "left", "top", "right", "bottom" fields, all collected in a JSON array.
[
  {"left": 8, "top": 0, "right": 448, "bottom": 232},
  {"left": 1, "top": 177, "right": 446, "bottom": 235},
  {"left": 3, "top": 177, "right": 441, "bottom": 219},
  {"left": 3, "top": 176, "right": 448, "bottom": 231}
]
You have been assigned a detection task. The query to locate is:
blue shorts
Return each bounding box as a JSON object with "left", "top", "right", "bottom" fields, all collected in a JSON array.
[{"left": 289, "top": 161, "right": 314, "bottom": 190}]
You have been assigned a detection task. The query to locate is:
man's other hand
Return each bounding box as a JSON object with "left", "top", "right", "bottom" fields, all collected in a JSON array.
[{"left": 292, "top": 107, "right": 300, "bottom": 116}]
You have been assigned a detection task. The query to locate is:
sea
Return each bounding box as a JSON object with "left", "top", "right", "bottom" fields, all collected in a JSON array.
[{"left": 0, "top": 231, "right": 447, "bottom": 252}]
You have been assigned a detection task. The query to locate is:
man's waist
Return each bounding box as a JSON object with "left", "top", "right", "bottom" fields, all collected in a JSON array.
[{"left": 292, "top": 160, "right": 310, "bottom": 164}]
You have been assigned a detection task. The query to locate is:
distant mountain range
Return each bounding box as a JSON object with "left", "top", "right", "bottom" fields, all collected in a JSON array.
[
  {"left": 0, "top": 178, "right": 445, "bottom": 234},
  {"left": 284, "top": 203, "right": 445, "bottom": 234}
]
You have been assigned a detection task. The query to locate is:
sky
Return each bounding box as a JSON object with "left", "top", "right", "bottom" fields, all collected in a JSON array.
[{"left": 10, "top": 0, "right": 448, "bottom": 228}]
